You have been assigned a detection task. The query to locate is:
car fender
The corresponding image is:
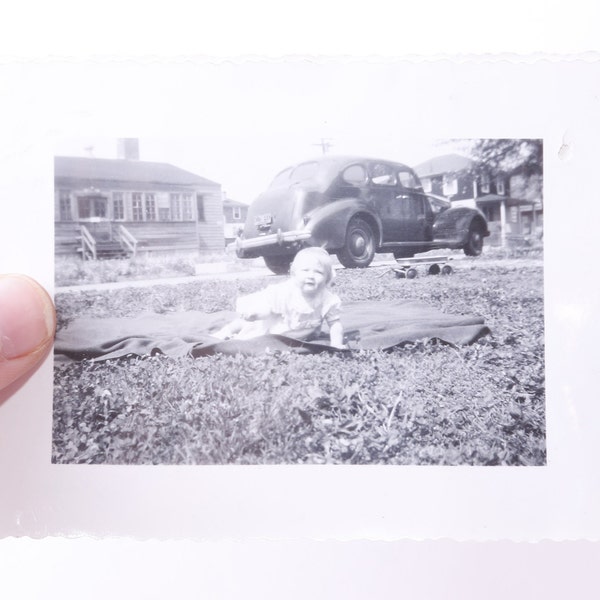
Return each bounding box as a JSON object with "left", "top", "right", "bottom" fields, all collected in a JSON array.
[
  {"left": 433, "top": 207, "right": 489, "bottom": 242},
  {"left": 304, "top": 198, "right": 382, "bottom": 250}
]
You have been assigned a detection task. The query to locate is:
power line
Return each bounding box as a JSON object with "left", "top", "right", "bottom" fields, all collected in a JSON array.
[{"left": 312, "top": 138, "right": 333, "bottom": 155}]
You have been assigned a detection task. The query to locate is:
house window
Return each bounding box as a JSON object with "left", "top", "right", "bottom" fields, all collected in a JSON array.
[
  {"left": 112, "top": 192, "right": 125, "bottom": 220},
  {"left": 59, "top": 190, "right": 72, "bottom": 221},
  {"left": 145, "top": 193, "right": 157, "bottom": 221},
  {"left": 182, "top": 193, "right": 193, "bottom": 221},
  {"left": 496, "top": 179, "right": 505, "bottom": 195},
  {"left": 170, "top": 193, "right": 194, "bottom": 221},
  {"left": 442, "top": 174, "right": 458, "bottom": 196},
  {"left": 232, "top": 206, "right": 242, "bottom": 220},
  {"left": 132, "top": 192, "right": 143, "bottom": 221},
  {"left": 481, "top": 173, "right": 490, "bottom": 194},
  {"left": 170, "top": 194, "right": 182, "bottom": 220},
  {"left": 196, "top": 194, "right": 205, "bottom": 222}
]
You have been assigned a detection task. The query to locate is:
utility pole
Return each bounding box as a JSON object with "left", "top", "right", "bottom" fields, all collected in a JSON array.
[{"left": 313, "top": 138, "right": 333, "bottom": 155}]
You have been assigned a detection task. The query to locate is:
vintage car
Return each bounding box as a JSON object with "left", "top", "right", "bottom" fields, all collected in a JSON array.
[{"left": 236, "top": 156, "right": 489, "bottom": 274}]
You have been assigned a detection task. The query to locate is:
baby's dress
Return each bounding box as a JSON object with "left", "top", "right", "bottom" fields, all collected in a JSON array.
[{"left": 235, "top": 280, "right": 341, "bottom": 340}]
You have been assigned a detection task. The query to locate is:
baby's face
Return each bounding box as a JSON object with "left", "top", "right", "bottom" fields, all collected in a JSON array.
[{"left": 291, "top": 255, "right": 328, "bottom": 296}]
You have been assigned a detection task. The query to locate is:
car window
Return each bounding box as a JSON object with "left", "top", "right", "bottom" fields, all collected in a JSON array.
[
  {"left": 341, "top": 164, "right": 367, "bottom": 185},
  {"left": 291, "top": 161, "right": 320, "bottom": 183},
  {"left": 397, "top": 169, "right": 419, "bottom": 189},
  {"left": 369, "top": 162, "right": 396, "bottom": 186},
  {"left": 269, "top": 167, "right": 293, "bottom": 189}
]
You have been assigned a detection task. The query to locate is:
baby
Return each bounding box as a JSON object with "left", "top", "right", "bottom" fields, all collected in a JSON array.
[{"left": 214, "top": 247, "right": 345, "bottom": 348}]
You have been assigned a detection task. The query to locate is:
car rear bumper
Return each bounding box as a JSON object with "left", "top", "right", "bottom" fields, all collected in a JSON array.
[{"left": 236, "top": 228, "right": 312, "bottom": 257}]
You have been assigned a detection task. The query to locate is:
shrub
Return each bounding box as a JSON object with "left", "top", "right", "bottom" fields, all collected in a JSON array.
[{"left": 55, "top": 252, "right": 231, "bottom": 286}]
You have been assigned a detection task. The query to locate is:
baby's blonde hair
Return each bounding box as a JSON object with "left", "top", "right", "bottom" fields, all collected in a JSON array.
[{"left": 290, "top": 247, "right": 335, "bottom": 284}]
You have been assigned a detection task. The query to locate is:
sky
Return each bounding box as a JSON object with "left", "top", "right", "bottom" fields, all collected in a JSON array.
[
  {"left": 43, "top": 61, "right": 475, "bottom": 205},
  {"left": 2, "top": 59, "right": 558, "bottom": 211},
  {"left": 53, "top": 134, "right": 454, "bottom": 205}
]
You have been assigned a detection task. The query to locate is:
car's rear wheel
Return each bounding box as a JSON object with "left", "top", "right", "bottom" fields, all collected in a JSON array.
[
  {"left": 463, "top": 221, "right": 485, "bottom": 256},
  {"left": 264, "top": 255, "right": 293, "bottom": 275},
  {"left": 337, "top": 218, "right": 376, "bottom": 268}
]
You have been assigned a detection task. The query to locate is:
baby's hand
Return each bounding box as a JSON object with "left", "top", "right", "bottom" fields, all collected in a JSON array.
[{"left": 328, "top": 321, "right": 345, "bottom": 349}]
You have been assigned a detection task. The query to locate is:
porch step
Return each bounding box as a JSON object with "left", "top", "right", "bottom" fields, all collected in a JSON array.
[{"left": 95, "top": 241, "right": 132, "bottom": 260}]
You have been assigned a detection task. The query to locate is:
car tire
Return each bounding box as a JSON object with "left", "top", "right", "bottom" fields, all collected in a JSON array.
[
  {"left": 264, "top": 255, "right": 293, "bottom": 275},
  {"left": 463, "top": 221, "right": 485, "bottom": 256},
  {"left": 337, "top": 218, "right": 376, "bottom": 268}
]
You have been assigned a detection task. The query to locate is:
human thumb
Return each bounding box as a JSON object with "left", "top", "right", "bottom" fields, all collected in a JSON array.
[{"left": 0, "top": 275, "right": 56, "bottom": 394}]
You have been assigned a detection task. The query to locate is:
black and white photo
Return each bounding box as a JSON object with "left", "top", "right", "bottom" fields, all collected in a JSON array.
[{"left": 52, "top": 127, "right": 545, "bottom": 466}]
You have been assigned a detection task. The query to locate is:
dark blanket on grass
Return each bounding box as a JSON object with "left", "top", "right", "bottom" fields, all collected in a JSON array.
[{"left": 54, "top": 300, "right": 490, "bottom": 361}]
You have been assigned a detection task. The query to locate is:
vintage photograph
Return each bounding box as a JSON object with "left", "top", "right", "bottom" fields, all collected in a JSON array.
[
  {"left": 3, "top": 2, "right": 600, "bottom": 590},
  {"left": 52, "top": 135, "right": 544, "bottom": 466}
]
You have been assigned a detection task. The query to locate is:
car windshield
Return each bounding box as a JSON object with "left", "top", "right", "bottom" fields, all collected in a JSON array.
[
  {"left": 269, "top": 162, "right": 320, "bottom": 189},
  {"left": 269, "top": 167, "right": 293, "bottom": 189}
]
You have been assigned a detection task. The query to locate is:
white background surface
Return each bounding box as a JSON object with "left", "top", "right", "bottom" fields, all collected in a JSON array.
[
  {"left": 3, "top": 56, "right": 599, "bottom": 543},
  {"left": 1, "top": 1, "right": 600, "bottom": 597}
]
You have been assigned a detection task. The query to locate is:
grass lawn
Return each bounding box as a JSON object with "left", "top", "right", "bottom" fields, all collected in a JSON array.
[{"left": 52, "top": 255, "right": 545, "bottom": 465}]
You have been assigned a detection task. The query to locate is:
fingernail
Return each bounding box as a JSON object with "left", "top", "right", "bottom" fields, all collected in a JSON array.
[{"left": 0, "top": 275, "right": 55, "bottom": 360}]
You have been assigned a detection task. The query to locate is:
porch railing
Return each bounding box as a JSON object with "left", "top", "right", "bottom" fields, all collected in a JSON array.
[
  {"left": 117, "top": 225, "right": 138, "bottom": 257},
  {"left": 79, "top": 223, "right": 138, "bottom": 260},
  {"left": 80, "top": 225, "right": 97, "bottom": 260}
]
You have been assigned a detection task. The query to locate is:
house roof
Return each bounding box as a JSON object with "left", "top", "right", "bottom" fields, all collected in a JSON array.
[
  {"left": 223, "top": 198, "right": 248, "bottom": 208},
  {"left": 413, "top": 154, "right": 476, "bottom": 178},
  {"left": 54, "top": 156, "right": 220, "bottom": 187}
]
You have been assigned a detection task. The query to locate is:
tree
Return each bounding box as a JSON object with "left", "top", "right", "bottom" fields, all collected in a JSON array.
[{"left": 459, "top": 138, "right": 543, "bottom": 177}]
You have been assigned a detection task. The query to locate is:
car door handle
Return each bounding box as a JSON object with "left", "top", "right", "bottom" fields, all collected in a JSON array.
[{"left": 396, "top": 194, "right": 409, "bottom": 200}]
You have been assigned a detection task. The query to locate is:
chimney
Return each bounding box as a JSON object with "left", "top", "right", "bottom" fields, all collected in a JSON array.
[{"left": 117, "top": 138, "right": 140, "bottom": 160}]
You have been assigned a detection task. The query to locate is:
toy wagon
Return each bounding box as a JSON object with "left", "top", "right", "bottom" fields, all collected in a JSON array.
[{"left": 393, "top": 255, "right": 453, "bottom": 279}]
